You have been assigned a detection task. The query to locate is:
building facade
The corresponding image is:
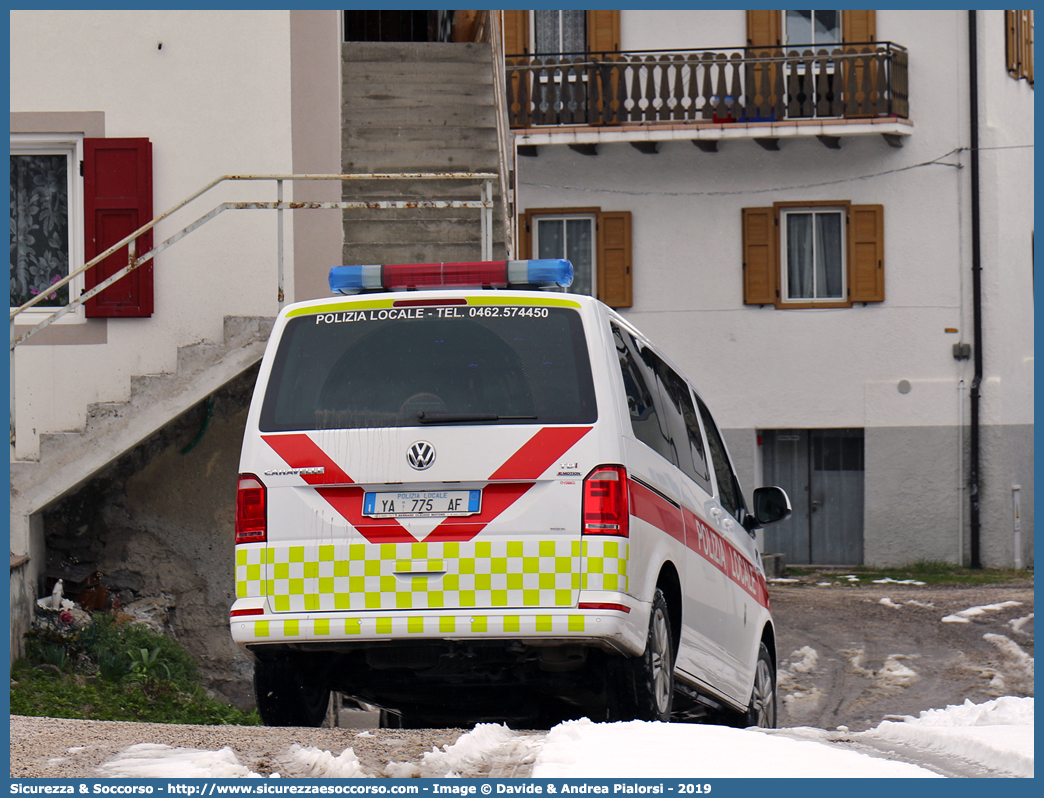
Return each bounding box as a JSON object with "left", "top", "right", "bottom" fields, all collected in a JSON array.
[{"left": 505, "top": 9, "right": 1033, "bottom": 568}]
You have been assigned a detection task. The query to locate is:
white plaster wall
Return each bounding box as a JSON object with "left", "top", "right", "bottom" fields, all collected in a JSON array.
[
  {"left": 515, "top": 11, "right": 1033, "bottom": 436},
  {"left": 10, "top": 10, "right": 295, "bottom": 457}
]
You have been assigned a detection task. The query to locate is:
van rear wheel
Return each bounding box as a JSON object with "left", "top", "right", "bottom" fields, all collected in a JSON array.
[
  {"left": 254, "top": 659, "right": 330, "bottom": 727},
  {"left": 610, "top": 588, "right": 674, "bottom": 722}
]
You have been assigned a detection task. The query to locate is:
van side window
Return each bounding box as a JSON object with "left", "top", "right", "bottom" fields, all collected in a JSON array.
[
  {"left": 653, "top": 363, "right": 713, "bottom": 494},
  {"left": 612, "top": 323, "right": 673, "bottom": 463},
  {"left": 695, "top": 395, "right": 745, "bottom": 521}
]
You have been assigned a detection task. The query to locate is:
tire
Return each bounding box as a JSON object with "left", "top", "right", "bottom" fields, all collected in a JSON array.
[
  {"left": 743, "top": 642, "right": 776, "bottom": 729},
  {"left": 611, "top": 588, "right": 674, "bottom": 722},
  {"left": 254, "top": 659, "right": 331, "bottom": 727}
]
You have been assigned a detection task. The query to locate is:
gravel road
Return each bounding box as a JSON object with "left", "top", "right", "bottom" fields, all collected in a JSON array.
[{"left": 10, "top": 579, "right": 1033, "bottom": 778}]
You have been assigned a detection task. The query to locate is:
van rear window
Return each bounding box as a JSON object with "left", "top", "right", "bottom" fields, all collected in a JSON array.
[{"left": 259, "top": 305, "right": 597, "bottom": 431}]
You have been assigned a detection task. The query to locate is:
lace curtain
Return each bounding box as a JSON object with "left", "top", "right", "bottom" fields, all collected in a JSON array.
[{"left": 10, "top": 153, "right": 69, "bottom": 308}]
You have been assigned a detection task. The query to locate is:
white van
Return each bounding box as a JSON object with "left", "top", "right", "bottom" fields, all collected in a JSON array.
[{"left": 231, "top": 259, "right": 791, "bottom": 728}]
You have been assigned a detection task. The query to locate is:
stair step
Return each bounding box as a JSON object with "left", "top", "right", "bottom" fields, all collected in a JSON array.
[
  {"left": 343, "top": 41, "right": 493, "bottom": 65},
  {"left": 11, "top": 316, "right": 273, "bottom": 516}
]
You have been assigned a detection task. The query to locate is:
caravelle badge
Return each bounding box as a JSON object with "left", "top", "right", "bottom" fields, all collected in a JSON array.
[{"left": 407, "top": 441, "right": 436, "bottom": 470}]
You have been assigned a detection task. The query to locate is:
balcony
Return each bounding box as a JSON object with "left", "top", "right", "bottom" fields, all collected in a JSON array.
[{"left": 506, "top": 43, "right": 910, "bottom": 150}]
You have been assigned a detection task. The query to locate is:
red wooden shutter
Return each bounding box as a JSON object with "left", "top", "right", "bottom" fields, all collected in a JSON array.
[
  {"left": 848, "top": 204, "right": 885, "bottom": 303},
  {"left": 83, "top": 138, "right": 154, "bottom": 317},
  {"left": 742, "top": 207, "right": 778, "bottom": 305},
  {"left": 597, "top": 211, "right": 632, "bottom": 308}
]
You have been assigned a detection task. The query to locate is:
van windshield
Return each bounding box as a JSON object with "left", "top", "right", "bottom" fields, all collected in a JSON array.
[{"left": 259, "top": 304, "right": 597, "bottom": 431}]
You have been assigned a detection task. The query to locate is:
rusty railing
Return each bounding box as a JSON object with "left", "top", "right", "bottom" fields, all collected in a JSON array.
[{"left": 506, "top": 42, "right": 908, "bottom": 128}]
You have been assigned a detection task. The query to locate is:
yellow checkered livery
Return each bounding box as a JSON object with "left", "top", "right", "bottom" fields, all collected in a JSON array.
[
  {"left": 235, "top": 544, "right": 267, "bottom": 598},
  {"left": 239, "top": 539, "right": 587, "bottom": 613},
  {"left": 241, "top": 611, "right": 591, "bottom": 642},
  {"left": 580, "top": 538, "right": 629, "bottom": 593}
]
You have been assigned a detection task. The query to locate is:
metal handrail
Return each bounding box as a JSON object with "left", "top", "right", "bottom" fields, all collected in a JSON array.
[
  {"left": 10, "top": 172, "right": 499, "bottom": 448},
  {"left": 488, "top": 11, "right": 516, "bottom": 258},
  {"left": 505, "top": 41, "right": 907, "bottom": 65},
  {"left": 10, "top": 172, "right": 498, "bottom": 348}
]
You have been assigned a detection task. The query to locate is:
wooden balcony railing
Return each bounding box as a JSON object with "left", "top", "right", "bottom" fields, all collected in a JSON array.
[{"left": 506, "top": 42, "right": 908, "bottom": 128}]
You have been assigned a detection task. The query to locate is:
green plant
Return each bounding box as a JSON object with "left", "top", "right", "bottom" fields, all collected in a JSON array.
[
  {"left": 96, "top": 649, "right": 133, "bottom": 683},
  {"left": 40, "top": 643, "right": 69, "bottom": 671},
  {"left": 129, "top": 646, "right": 172, "bottom": 681},
  {"left": 9, "top": 658, "right": 260, "bottom": 725}
]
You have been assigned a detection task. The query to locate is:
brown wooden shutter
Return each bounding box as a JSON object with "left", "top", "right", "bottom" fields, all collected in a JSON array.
[
  {"left": 848, "top": 204, "right": 884, "bottom": 303},
  {"left": 746, "top": 11, "right": 782, "bottom": 121},
  {"left": 842, "top": 10, "right": 876, "bottom": 43},
  {"left": 1006, "top": 11, "right": 1020, "bottom": 76},
  {"left": 518, "top": 213, "right": 532, "bottom": 259},
  {"left": 83, "top": 138, "right": 154, "bottom": 318},
  {"left": 587, "top": 10, "right": 621, "bottom": 53},
  {"left": 742, "top": 207, "right": 778, "bottom": 305},
  {"left": 746, "top": 10, "right": 781, "bottom": 47},
  {"left": 1021, "top": 10, "right": 1034, "bottom": 84},
  {"left": 598, "top": 211, "right": 632, "bottom": 308},
  {"left": 502, "top": 10, "right": 529, "bottom": 55}
]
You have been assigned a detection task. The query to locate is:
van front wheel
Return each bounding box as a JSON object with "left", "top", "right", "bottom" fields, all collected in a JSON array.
[
  {"left": 254, "top": 659, "right": 331, "bottom": 727},
  {"left": 610, "top": 588, "right": 674, "bottom": 722}
]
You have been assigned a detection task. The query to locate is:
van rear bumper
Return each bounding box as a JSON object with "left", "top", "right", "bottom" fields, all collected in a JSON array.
[{"left": 230, "top": 594, "right": 647, "bottom": 657}]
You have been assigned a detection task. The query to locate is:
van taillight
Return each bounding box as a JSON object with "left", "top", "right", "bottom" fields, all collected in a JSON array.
[
  {"left": 582, "top": 465, "right": 629, "bottom": 537},
  {"left": 236, "top": 475, "right": 267, "bottom": 544}
]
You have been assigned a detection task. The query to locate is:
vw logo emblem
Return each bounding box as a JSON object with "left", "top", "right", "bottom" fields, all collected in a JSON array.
[{"left": 407, "top": 441, "right": 436, "bottom": 470}]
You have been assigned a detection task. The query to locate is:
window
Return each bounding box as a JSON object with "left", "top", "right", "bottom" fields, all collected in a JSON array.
[
  {"left": 521, "top": 207, "right": 632, "bottom": 307},
  {"left": 10, "top": 135, "right": 84, "bottom": 319},
  {"left": 742, "top": 202, "right": 884, "bottom": 308},
  {"left": 785, "top": 10, "right": 842, "bottom": 47},
  {"left": 502, "top": 10, "right": 619, "bottom": 56},
  {"left": 695, "top": 395, "right": 746, "bottom": 522},
  {"left": 534, "top": 10, "right": 586, "bottom": 55},
  {"left": 782, "top": 207, "right": 845, "bottom": 302},
  {"left": 533, "top": 214, "right": 595, "bottom": 296},
  {"left": 262, "top": 307, "right": 597, "bottom": 432},
  {"left": 1007, "top": 10, "right": 1034, "bottom": 85},
  {"left": 652, "top": 358, "right": 713, "bottom": 494},
  {"left": 612, "top": 323, "right": 673, "bottom": 464}
]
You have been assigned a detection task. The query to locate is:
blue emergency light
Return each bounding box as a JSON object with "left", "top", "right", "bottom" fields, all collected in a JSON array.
[{"left": 328, "top": 259, "right": 573, "bottom": 295}]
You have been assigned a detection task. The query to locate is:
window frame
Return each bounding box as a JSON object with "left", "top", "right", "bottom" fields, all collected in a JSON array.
[
  {"left": 779, "top": 205, "right": 848, "bottom": 305},
  {"left": 784, "top": 9, "right": 843, "bottom": 48},
  {"left": 10, "top": 133, "right": 86, "bottom": 323},
  {"left": 531, "top": 211, "right": 598, "bottom": 298}
]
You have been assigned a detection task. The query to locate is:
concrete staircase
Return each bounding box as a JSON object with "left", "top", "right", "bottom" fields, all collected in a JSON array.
[
  {"left": 9, "top": 316, "right": 273, "bottom": 522},
  {"left": 340, "top": 41, "right": 507, "bottom": 265}
]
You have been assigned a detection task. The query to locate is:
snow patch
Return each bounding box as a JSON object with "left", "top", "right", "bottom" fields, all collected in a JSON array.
[
  {"left": 778, "top": 646, "right": 824, "bottom": 716},
  {"left": 384, "top": 723, "right": 526, "bottom": 778},
  {"left": 1007, "top": 613, "right": 1034, "bottom": 635},
  {"left": 869, "top": 697, "right": 1034, "bottom": 777},
  {"left": 532, "top": 718, "right": 939, "bottom": 778},
  {"left": 943, "top": 600, "right": 1022, "bottom": 624},
  {"left": 97, "top": 743, "right": 269, "bottom": 779},
  {"left": 277, "top": 744, "right": 371, "bottom": 778}
]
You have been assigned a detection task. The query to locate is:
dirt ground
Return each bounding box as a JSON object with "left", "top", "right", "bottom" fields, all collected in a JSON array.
[
  {"left": 770, "top": 579, "right": 1034, "bottom": 731},
  {"left": 9, "top": 580, "right": 1034, "bottom": 777}
]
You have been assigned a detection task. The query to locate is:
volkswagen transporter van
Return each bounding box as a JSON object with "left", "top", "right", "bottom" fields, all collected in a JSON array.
[{"left": 231, "top": 259, "right": 791, "bottom": 728}]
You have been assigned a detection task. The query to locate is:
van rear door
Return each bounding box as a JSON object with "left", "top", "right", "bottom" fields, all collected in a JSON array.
[{"left": 251, "top": 296, "right": 602, "bottom": 618}]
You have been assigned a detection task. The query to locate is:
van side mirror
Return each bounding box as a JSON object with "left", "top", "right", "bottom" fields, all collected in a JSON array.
[{"left": 752, "top": 486, "right": 792, "bottom": 527}]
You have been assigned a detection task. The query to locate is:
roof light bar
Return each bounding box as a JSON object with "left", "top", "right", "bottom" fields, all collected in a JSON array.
[{"left": 328, "top": 259, "right": 573, "bottom": 295}]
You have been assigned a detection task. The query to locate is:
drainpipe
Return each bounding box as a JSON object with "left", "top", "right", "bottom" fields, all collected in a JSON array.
[{"left": 967, "top": 10, "right": 983, "bottom": 569}]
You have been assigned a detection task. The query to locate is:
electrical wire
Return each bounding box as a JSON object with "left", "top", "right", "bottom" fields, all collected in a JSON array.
[{"left": 517, "top": 144, "right": 1032, "bottom": 198}]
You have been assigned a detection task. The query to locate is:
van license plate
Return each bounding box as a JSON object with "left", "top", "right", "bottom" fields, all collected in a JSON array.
[{"left": 362, "top": 490, "right": 481, "bottom": 518}]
